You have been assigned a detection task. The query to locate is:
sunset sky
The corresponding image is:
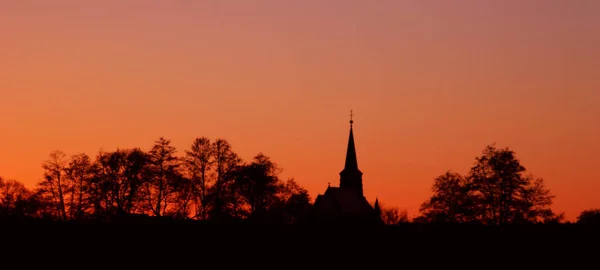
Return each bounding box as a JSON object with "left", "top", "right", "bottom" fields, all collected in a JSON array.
[{"left": 1, "top": 0, "right": 598, "bottom": 221}]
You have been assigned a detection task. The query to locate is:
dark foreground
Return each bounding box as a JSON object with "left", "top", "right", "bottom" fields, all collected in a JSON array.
[{"left": 2, "top": 218, "right": 599, "bottom": 268}]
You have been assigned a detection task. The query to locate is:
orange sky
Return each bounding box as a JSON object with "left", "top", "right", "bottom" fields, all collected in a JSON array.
[{"left": 1, "top": 0, "right": 598, "bottom": 221}]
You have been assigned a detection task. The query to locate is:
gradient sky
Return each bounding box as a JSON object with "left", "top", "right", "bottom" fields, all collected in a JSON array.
[{"left": 1, "top": 0, "right": 598, "bottom": 221}]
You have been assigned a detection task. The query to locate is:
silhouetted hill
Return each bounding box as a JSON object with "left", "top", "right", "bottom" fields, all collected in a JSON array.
[
  {"left": 4, "top": 217, "right": 599, "bottom": 240},
  {"left": 4, "top": 217, "right": 599, "bottom": 267}
]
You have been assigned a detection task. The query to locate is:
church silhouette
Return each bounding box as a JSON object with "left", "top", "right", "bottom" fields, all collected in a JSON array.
[{"left": 310, "top": 112, "right": 383, "bottom": 225}]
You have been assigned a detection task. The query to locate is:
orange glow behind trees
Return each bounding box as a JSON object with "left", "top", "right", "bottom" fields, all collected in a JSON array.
[{"left": 1, "top": 1, "right": 599, "bottom": 221}]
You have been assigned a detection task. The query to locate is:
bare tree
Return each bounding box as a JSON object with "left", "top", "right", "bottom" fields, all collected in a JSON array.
[
  {"left": 41, "top": 150, "right": 68, "bottom": 220},
  {"left": 235, "top": 153, "right": 282, "bottom": 218},
  {"left": 377, "top": 201, "right": 409, "bottom": 225},
  {"left": 419, "top": 171, "right": 474, "bottom": 223},
  {"left": 276, "top": 178, "right": 312, "bottom": 224},
  {"left": 144, "top": 137, "right": 182, "bottom": 217},
  {"left": 0, "top": 177, "right": 32, "bottom": 216},
  {"left": 65, "top": 153, "right": 95, "bottom": 220},
  {"left": 92, "top": 148, "right": 148, "bottom": 218},
  {"left": 185, "top": 137, "right": 213, "bottom": 220},
  {"left": 210, "top": 138, "right": 242, "bottom": 219}
]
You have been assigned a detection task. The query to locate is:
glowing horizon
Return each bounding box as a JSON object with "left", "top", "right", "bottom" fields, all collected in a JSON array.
[{"left": 1, "top": 0, "right": 599, "bottom": 221}]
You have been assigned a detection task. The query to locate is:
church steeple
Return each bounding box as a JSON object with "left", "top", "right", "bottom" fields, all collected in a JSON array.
[
  {"left": 340, "top": 110, "right": 364, "bottom": 196},
  {"left": 344, "top": 111, "right": 359, "bottom": 171},
  {"left": 374, "top": 197, "right": 381, "bottom": 218}
]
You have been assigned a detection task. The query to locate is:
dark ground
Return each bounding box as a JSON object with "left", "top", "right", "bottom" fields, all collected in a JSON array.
[{"left": 2, "top": 218, "right": 598, "bottom": 268}]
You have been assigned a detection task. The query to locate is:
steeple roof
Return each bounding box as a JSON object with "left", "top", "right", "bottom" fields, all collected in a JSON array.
[
  {"left": 339, "top": 110, "right": 363, "bottom": 196},
  {"left": 343, "top": 124, "right": 359, "bottom": 171}
]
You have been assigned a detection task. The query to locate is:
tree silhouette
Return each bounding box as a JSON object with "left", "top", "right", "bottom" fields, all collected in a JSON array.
[
  {"left": 418, "top": 144, "right": 560, "bottom": 225},
  {"left": 5, "top": 135, "right": 579, "bottom": 231},
  {"left": 577, "top": 209, "right": 600, "bottom": 226},
  {"left": 209, "top": 138, "right": 242, "bottom": 220},
  {"left": 185, "top": 137, "right": 214, "bottom": 220},
  {"left": 0, "top": 177, "right": 32, "bottom": 217},
  {"left": 172, "top": 173, "right": 194, "bottom": 219},
  {"left": 379, "top": 204, "right": 409, "bottom": 225},
  {"left": 40, "top": 150, "right": 69, "bottom": 220},
  {"left": 92, "top": 148, "right": 148, "bottom": 218},
  {"left": 235, "top": 153, "right": 282, "bottom": 219},
  {"left": 275, "top": 178, "right": 312, "bottom": 224},
  {"left": 144, "top": 137, "right": 182, "bottom": 217},
  {"left": 469, "top": 144, "right": 557, "bottom": 225},
  {"left": 65, "top": 153, "right": 94, "bottom": 220},
  {"left": 419, "top": 171, "right": 474, "bottom": 223},
  {"left": 518, "top": 177, "right": 562, "bottom": 223}
]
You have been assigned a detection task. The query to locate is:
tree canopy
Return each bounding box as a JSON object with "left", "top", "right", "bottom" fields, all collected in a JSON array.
[
  {"left": 0, "top": 137, "right": 312, "bottom": 224},
  {"left": 418, "top": 143, "right": 562, "bottom": 225}
]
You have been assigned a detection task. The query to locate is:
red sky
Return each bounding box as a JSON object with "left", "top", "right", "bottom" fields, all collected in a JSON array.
[{"left": 1, "top": 0, "right": 598, "bottom": 221}]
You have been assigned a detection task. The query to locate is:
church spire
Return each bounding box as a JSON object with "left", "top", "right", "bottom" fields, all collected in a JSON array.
[
  {"left": 340, "top": 110, "right": 363, "bottom": 196},
  {"left": 344, "top": 110, "right": 359, "bottom": 171},
  {"left": 374, "top": 197, "right": 381, "bottom": 217}
]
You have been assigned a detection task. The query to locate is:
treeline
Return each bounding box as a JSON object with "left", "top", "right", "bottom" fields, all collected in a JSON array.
[
  {"left": 0, "top": 137, "right": 312, "bottom": 224},
  {"left": 415, "top": 143, "right": 600, "bottom": 226},
  {"left": 2, "top": 139, "right": 599, "bottom": 226}
]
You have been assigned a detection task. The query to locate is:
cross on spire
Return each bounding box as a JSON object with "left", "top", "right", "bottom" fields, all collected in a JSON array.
[{"left": 350, "top": 110, "right": 354, "bottom": 125}]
